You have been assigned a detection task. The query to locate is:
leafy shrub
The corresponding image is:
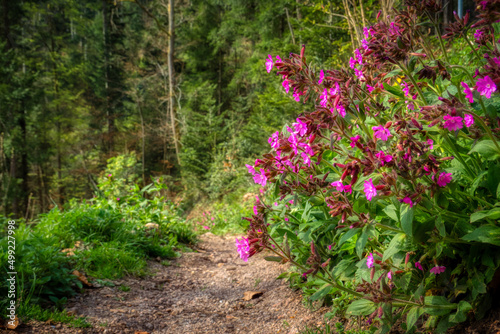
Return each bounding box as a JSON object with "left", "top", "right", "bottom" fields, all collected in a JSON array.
[
  {"left": 0, "top": 153, "right": 195, "bottom": 322},
  {"left": 238, "top": 3, "right": 500, "bottom": 333}
]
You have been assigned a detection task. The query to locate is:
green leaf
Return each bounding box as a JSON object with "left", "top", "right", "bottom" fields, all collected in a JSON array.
[
  {"left": 435, "top": 215, "right": 446, "bottom": 237},
  {"left": 461, "top": 225, "right": 500, "bottom": 246},
  {"left": 275, "top": 228, "right": 298, "bottom": 241},
  {"left": 400, "top": 205, "right": 414, "bottom": 236},
  {"left": 382, "top": 233, "right": 406, "bottom": 261},
  {"left": 383, "top": 204, "right": 399, "bottom": 222},
  {"left": 469, "top": 140, "right": 500, "bottom": 160},
  {"left": 424, "top": 296, "right": 455, "bottom": 316},
  {"left": 449, "top": 301, "right": 472, "bottom": 323},
  {"left": 264, "top": 256, "right": 282, "bottom": 262},
  {"left": 407, "top": 306, "right": 424, "bottom": 330},
  {"left": 356, "top": 228, "right": 369, "bottom": 259},
  {"left": 470, "top": 207, "right": 500, "bottom": 223},
  {"left": 310, "top": 284, "right": 333, "bottom": 301},
  {"left": 383, "top": 82, "right": 405, "bottom": 98},
  {"left": 339, "top": 228, "right": 360, "bottom": 246},
  {"left": 346, "top": 299, "right": 377, "bottom": 316}
]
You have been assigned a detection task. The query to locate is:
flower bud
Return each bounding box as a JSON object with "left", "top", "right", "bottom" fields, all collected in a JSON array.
[
  {"left": 370, "top": 267, "right": 376, "bottom": 280},
  {"left": 385, "top": 121, "right": 392, "bottom": 128}
]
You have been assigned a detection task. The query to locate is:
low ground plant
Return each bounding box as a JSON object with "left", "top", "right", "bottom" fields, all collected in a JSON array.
[
  {"left": 0, "top": 153, "right": 194, "bottom": 324},
  {"left": 237, "top": 2, "right": 500, "bottom": 333}
]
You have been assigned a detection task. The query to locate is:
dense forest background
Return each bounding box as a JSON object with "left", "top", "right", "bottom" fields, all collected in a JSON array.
[{"left": 0, "top": 0, "right": 473, "bottom": 218}]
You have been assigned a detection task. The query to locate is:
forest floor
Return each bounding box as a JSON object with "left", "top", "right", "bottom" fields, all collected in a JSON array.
[
  {"left": 8, "top": 233, "right": 339, "bottom": 334},
  {"left": 5, "top": 233, "right": 500, "bottom": 334}
]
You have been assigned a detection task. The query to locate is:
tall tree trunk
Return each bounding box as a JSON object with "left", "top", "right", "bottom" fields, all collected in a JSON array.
[
  {"left": 168, "top": 0, "right": 180, "bottom": 165},
  {"left": 102, "top": 0, "right": 113, "bottom": 154}
]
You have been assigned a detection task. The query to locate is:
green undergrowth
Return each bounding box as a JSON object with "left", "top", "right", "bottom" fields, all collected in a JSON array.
[
  {"left": 189, "top": 184, "right": 257, "bottom": 235},
  {"left": 0, "top": 154, "right": 196, "bottom": 324}
]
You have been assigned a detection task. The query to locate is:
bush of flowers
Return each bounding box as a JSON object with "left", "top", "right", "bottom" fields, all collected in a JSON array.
[{"left": 236, "top": 1, "right": 500, "bottom": 332}]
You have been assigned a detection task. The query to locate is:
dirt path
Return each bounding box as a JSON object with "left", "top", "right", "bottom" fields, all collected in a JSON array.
[{"left": 13, "top": 233, "right": 332, "bottom": 334}]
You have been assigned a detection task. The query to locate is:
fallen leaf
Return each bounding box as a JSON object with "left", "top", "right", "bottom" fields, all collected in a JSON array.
[
  {"left": 6, "top": 315, "right": 19, "bottom": 329},
  {"left": 72, "top": 270, "right": 93, "bottom": 287},
  {"left": 243, "top": 291, "right": 263, "bottom": 301}
]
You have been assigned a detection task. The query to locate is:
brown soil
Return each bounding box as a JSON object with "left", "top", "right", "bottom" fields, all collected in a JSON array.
[
  {"left": 7, "top": 233, "right": 334, "bottom": 334},
  {"left": 4, "top": 233, "right": 500, "bottom": 334}
]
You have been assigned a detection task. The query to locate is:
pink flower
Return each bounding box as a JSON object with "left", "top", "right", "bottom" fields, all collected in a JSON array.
[
  {"left": 443, "top": 115, "right": 463, "bottom": 131},
  {"left": 474, "top": 29, "right": 484, "bottom": 42},
  {"left": 108, "top": 174, "right": 112, "bottom": 177},
  {"left": 437, "top": 172, "right": 452, "bottom": 187},
  {"left": 401, "top": 197, "right": 413, "bottom": 207},
  {"left": 364, "top": 178, "right": 377, "bottom": 201},
  {"left": 284, "top": 217, "right": 289, "bottom": 222},
  {"left": 253, "top": 169, "right": 267, "bottom": 187},
  {"left": 367, "top": 84, "right": 375, "bottom": 93},
  {"left": 327, "top": 244, "right": 333, "bottom": 251},
  {"left": 427, "top": 139, "right": 434, "bottom": 150},
  {"left": 363, "top": 26, "right": 371, "bottom": 39},
  {"left": 372, "top": 126, "right": 392, "bottom": 141},
  {"left": 354, "top": 68, "right": 364, "bottom": 80},
  {"left": 268, "top": 131, "right": 280, "bottom": 149},
  {"left": 402, "top": 81, "right": 410, "bottom": 97},
  {"left": 415, "top": 262, "right": 423, "bottom": 271},
  {"left": 331, "top": 181, "right": 344, "bottom": 192},
  {"left": 430, "top": 266, "right": 446, "bottom": 275},
  {"left": 387, "top": 271, "right": 392, "bottom": 280},
  {"left": 320, "top": 89, "right": 329, "bottom": 107},
  {"left": 349, "top": 57, "right": 356, "bottom": 69},
  {"left": 253, "top": 206, "right": 258, "bottom": 215},
  {"left": 293, "top": 119, "right": 308, "bottom": 136},
  {"left": 354, "top": 48, "right": 362, "bottom": 63},
  {"left": 343, "top": 185, "right": 353, "bottom": 194},
  {"left": 461, "top": 82, "right": 474, "bottom": 103},
  {"left": 349, "top": 135, "right": 361, "bottom": 148},
  {"left": 464, "top": 113, "right": 474, "bottom": 127},
  {"left": 245, "top": 164, "right": 256, "bottom": 175},
  {"left": 265, "top": 55, "right": 273, "bottom": 73},
  {"left": 301, "top": 152, "right": 311, "bottom": 166},
  {"left": 235, "top": 237, "right": 250, "bottom": 262},
  {"left": 476, "top": 76, "right": 497, "bottom": 98},
  {"left": 367, "top": 253, "right": 374, "bottom": 268},
  {"left": 336, "top": 104, "right": 346, "bottom": 117},
  {"left": 318, "top": 69, "right": 324, "bottom": 84},
  {"left": 282, "top": 79, "right": 290, "bottom": 94},
  {"left": 405, "top": 100, "right": 414, "bottom": 110},
  {"left": 375, "top": 150, "right": 393, "bottom": 166},
  {"left": 203, "top": 226, "right": 210, "bottom": 230},
  {"left": 116, "top": 197, "right": 120, "bottom": 201}
]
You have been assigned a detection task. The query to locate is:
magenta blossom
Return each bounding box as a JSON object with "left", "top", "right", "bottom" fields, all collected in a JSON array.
[
  {"left": 367, "top": 84, "right": 375, "bottom": 93},
  {"left": 235, "top": 237, "right": 250, "bottom": 262},
  {"left": 476, "top": 75, "right": 497, "bottom": 98},
  {"left": 327, "top": 244, "right": 333, "bottom": 251},
  {"left": 265, "top": 54, "right": 273, "bottom": 73},
  {"left": 350, "top": 135, "right": 361, "bottom": 148},
  {"left": 354, "top": 68, "right": 364, "bottom": 80},
  {"left": 318, "top": 69, "right": 324, "bottom": 84},
  {"left": 336, "top": 104, "right": 346, "bottom": 117},
  {"left": 387, "top": 271, "right": 392, "bottom": 280},
  {"left": 367, "top": 253, "right": 374, "bottom": 268},
  {"left": 415, "top": 262, "right": 423, "bottom": 271},
  {"left": 349, "top": 57, "right": 356, "bottom": 69},
  {"left": 401, "top": 197, "right": 413, "bottom": 207},
  {"left": 427, "top": 139, "right": 434, "bottom": 150},
  {"left": 461, "top": 82, "right": 474, "bottom": 103},
  {"left": 268, "top": 131, "right": 280, "bottom": 149},
  {"left": 430, "top": 266, "right": 446, "bottom": 275},
  {"left": 402, "top": 81, "right": 410, "bottom": 97},
  {"left": 116, "top": 197, "right": 120, "bottom": 201},
  {"left": 245, "top": 164, "right": 256, "bottom": 175},
  {"left": 364, "top": 178, "right": 377, "bottom": 201},
  {"left": 320, "top": 89, "right": 329, "bottom": 107},
  {"left": 375, "top": 150, "right": 393, "bottom": 166},
  {"left": 282, "top": 79, "right": 290, "bottom": 94},
  {"left": 437, "top": 172, "right": 452, "bottom": 187},
  {"left": 293, "top": 119, "right": 308, "bottom": 136},
  {"left": 464, "top": 113, "right": 474, "bottom": 127},
  {"left": 253, "top": 169, "right": 267, "bottom": 187},
  {"left": 372, "top": 126, "right": 392, "bottom": 141},
  {"left": 108, "top": 174, "right": 112, "bottom": 177},
  {"left": 443, "top": 115, "right": 463, "bottom": 131},
  {"left": 203, "top": 226, "right": 210, "bottom": 230}
]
